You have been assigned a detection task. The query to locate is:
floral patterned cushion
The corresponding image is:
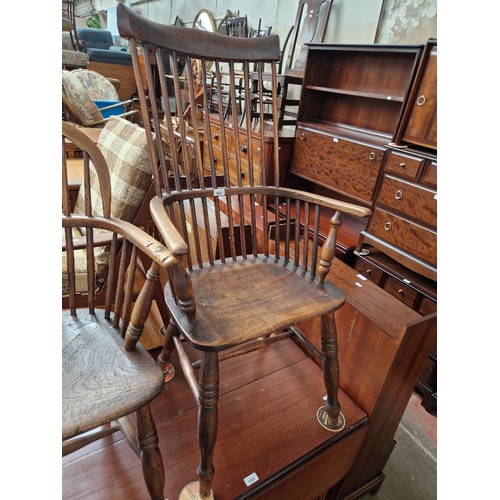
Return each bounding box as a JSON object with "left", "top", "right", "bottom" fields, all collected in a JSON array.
[
  {"left": 72, "top": 69, "right": 119, "bottom": 101},
  {"left": 62, "top": 70, "right": 102, "bottom": 125}
]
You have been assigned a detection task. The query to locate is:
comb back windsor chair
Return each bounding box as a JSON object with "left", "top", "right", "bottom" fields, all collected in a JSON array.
[{"left": 117, "top": 4, "right": 371, "bottom": 498}]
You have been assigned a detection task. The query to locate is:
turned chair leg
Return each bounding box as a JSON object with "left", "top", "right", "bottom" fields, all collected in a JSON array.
[
  {"left": 137, "top": 404, "right": 165, "bottom": 500},
  {"left": 198, "top": 351, "right": 219, "bottom": 498},
  {"left": 319, "top": 313, "right": 345, "bottom": 432}
]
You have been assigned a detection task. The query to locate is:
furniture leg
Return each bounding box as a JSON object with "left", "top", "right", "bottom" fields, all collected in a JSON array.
[
  {"left": 136, "top": 404, "right": 165, "bottom": 500},
  {"left": 198, "top": 351, "right": 219, "bottom": 498},
  {"left": 319, "top": 313, "right": 344, "bottom": 432}
]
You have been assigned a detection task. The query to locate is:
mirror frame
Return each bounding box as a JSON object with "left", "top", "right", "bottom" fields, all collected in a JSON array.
[{"left": 192, "top": 9, "right": 216, "bottom": 33}]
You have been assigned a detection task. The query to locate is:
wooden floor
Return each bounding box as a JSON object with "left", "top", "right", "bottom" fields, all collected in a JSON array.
[{"left": 62, "top": 336, "right": 368, "bottom": 499}]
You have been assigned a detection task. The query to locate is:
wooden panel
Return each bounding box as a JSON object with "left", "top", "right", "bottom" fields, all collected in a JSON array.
[
  {"left": 377, "top": 175, "right": 437, "bottom": 227},
  {"left": 367, "top": 207, "right": 437, "bottom": 267},
  {"left": 401, "top": 44, "right": 437, "bottom": 149},
  {"left": 291, "top": 127, "right": 383, "bottom": 204},
  {"left": 384, "top": 150, "right": 423, "bottom": 181}
]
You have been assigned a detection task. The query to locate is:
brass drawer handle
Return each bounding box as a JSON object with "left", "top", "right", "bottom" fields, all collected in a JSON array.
[
  {"left": 384, "top": 221, "right": 392, "bottom": 231},
  {"left": 241, "top": 145, "right": 247, "bottom": 153},
  {"left": 365, "top": 269, "right": 371, "bottom": 274},
  {"left": 394, "top": 190, "right": 403, "bottom": 200},
  {"left": 213, "top": 132, "right": 219, "bottom": 139},
  {"left": 369, "top": 152, "right": 376, "bottom": 161},
  {"left": 300, "top": 133, "right": 306, "bottom": 140},
  {"left": 416, "top": 95, "right": 426, "bottom": 106},
  {"left": 398, "top": 289, "right": 404, "bottom": 294},
  {"left": 399, "top": 162, "right": 406, "bottom": 169}
]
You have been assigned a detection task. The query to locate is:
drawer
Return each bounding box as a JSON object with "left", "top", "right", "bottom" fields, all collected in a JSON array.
[
  {"left": 208, "top": 122, "right": 233, "bottom": 151},
  {"left": 209, "top": 146, "right": 262, "bottom": 187},
  {"left": 383, "top": 276, "right": 418, "bottom": 308},
  {"left": 417, "top": 296, "right": 437, "bottom": 316},
  {"left": 237, "top": 133, "right": 265, "bottom": 167},
  {"left": 291, "top": 127, "right": 383, "bottom": 204},
  {"left": 353, "top": 259, "right": 384, "bottom": 285},
  {"left": 421, "top": 160, "right": 437, "bottom": 188},
  {"left": 368, "top": 207, "right": 437, "bottom": 266},
  {"left": 384, "top": 150, "right": 423, "bottom": 181},
  {"left": 377, "top": 175, "right": 437, "bottom": 228}
]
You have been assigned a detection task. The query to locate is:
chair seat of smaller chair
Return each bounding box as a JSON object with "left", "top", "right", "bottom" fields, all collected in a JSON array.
[
  {"left": 62, "top": 309, "right": 164, "bottom": 440},
  {"left": 166, "top": 255, "right": 346, "bottom": 351}
]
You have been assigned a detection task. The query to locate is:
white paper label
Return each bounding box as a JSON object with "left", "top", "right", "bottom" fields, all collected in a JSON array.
[
  {"left": 213, "top": 188, "right": 225, "bottom": 197},
  {"left": 244, "top": 472, "right": 259, "bottom": 487}
]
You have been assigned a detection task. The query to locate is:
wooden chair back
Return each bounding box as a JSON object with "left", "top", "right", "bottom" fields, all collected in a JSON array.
[
  {"left": 117, "top": 2, "right": 368, "bottom": 273},
  {"left": 284, "top": 0, "right": 334, "bottom": 79}
]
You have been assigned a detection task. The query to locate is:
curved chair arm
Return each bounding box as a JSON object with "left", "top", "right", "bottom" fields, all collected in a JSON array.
[
  {"left": 149, "top": 195, "right": 189, "bottom": 256},
  {"left": 63, "top": 214, "right": 174, "bottom": 269}
]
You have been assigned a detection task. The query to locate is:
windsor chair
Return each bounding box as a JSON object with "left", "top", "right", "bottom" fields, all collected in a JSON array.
[
  {"left": 62, "top": 122, "right": 174, "bottom": 498},
  {"left": 117, "top": 4, "right": 371, "bottom": 498}
]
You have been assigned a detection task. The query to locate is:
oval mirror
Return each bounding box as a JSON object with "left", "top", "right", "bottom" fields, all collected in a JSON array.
[
  {"left": 193, "top": 9, "right": 216, "bottom": 33},
  {"left": 192, "top": 10, "right": 216, "bottom": 71}
]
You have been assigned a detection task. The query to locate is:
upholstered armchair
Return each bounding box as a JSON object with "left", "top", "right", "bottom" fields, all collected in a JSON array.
[{"left": 76, "top": 28, "right": 132, "bottom": 65}]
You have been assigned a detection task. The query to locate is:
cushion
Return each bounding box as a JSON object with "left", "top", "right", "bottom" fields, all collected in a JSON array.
[
  {"left": 68, "top": 117, "right": 153, "bottom": 292},
  {"left": 62, "top": 70, "right": 102, "bottom": 125},
  {"left": 72, "top": 69, "right": 119, "bottom": 101}
]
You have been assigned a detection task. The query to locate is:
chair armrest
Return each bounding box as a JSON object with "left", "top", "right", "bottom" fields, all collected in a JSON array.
[
  {"left": 150, "top": 196, "right": 189, "bottom": 256},
  {"left": 278, "top": 187, "right": 372, "bottom": 219},
  {"left": 63, "top": 214, "right": 174, "bottom": 269}
]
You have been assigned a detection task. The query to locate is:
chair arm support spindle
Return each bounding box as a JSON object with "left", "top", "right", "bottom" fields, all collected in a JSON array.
[
  {"left": 124, "top": 261, "right": 160, "bottom": 350},
  {"left": 316, "top": 211, "right": 342, "bottom": 284}
]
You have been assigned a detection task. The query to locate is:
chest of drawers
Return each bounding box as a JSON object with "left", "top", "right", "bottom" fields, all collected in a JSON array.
[
  {"left": 360, "top": 148, "right": 437, "bottom": 278},
  {"left": 203, "top": 115, "right": 295, "bottom": 187}
]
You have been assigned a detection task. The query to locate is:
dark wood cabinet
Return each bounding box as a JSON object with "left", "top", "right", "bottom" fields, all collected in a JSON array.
[
  {"left": 356, "top": 39, "right": 438, "bottom": 411},
  {"left": 283, "top": 41, "right": 438, "bottom": 412},
  {"left": 286, "top": 44, "right": 422, "bottom": 255}
]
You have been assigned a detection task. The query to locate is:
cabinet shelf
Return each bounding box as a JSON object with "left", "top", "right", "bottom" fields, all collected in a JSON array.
[{"left": 304, "top": 85, "right": 405, "bottom": 103}]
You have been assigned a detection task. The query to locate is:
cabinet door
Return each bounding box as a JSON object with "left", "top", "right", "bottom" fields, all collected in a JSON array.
[
  {"left": 402, "top": 44, "right": 437, "bottom": 149},
  {"left": 291, "top": 127, "right": 383, "bottom": 204}
]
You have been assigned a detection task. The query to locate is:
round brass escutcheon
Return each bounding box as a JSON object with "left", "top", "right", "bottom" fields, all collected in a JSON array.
[
  {"left": 384, "top": 221, "right": 392, "bottom": 231},
  {"left": 395, "top": 190, "right": 403, "bottom": 200},
  {"left": 300, "top": 132, "right": 306, "bottom": 140},
  {"left": 316, "top": 407, "right": 346, "bottom": 432},
  {"left": 416, "top": 94, "right": 426, "bottom": 106},
  {"left": 369, "top": 152, "right": 376, "bottom": 161}
]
